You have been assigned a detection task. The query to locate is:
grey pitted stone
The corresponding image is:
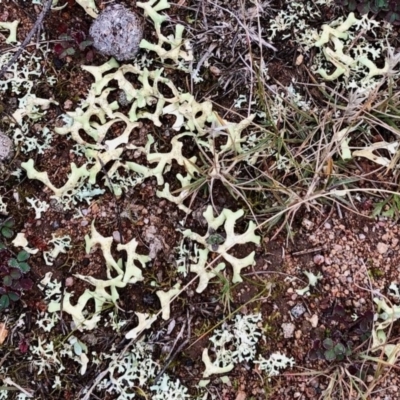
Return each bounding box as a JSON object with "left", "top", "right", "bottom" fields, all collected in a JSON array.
[
  {"left": 0, "top": 131, "right": 13, "bottom": 161},
  {"left": 291, "top": 303, "right": 306, "bottom": 318},
  {"left": 89, "top": 4, "right": 144, "bottom": 61}
]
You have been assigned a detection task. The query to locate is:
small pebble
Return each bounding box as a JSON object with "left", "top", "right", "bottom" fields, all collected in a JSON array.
[
  {"left": 377, "top": 242, "right": 389, "bottom": 254},
  {"left": 209, "top": 65, "right": 222, "bottom": 76},
  {"left": 313, "top": 254, "right": 324, "bottom": 265},
  {"left": 307, "top": 314, "right": 319, "bottom": 328},
  {"left": 302, "top": 218, "right": 314, "bottom": 230},
  {"left": 291, "top": 304, "right": 306, "bottom": 318},
  {"left": 65, "top": 277, "right": 74, "bottom": 287},
  {"left": 113, "top": 231, "right": 121, "bottom": 242},
  {"left": 282, "top": 322, "right": 295, "bottom": 338}
]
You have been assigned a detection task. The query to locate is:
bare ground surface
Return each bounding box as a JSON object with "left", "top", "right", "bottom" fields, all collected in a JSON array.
[{"left": 1, "top": 0, "right": 400, "bottom": 399}]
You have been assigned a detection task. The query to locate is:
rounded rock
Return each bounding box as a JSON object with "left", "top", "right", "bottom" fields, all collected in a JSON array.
[
  {"left": 89, "top": 4, "right": 143, "bottom": 61},
  {"left": 0, "top": 132, "right": 13, "bottom": 161}
]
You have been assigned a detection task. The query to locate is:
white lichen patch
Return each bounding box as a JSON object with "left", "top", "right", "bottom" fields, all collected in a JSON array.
[
  {"left": 202, "top": 313, "right": 263, "bottom": 379},
  {"left": 312, "top": 13, "right": 400, "bottom": 90},
  {"left": 43, "top": 234, "right": 72, "bottom": 266},
  {"left": 95, "top": 339, "right": 190, "bottom": 399},
  {"left": 26, "top": 197, "right": 49, "bottom": 219},
  {"left": 0, "top": 195, "right": 8, "bottom": 215},
  {"left": 255, "top": 352, "right": 295, "bottom": 377}
]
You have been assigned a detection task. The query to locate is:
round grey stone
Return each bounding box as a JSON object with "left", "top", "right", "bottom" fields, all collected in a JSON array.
[
  {"left": 89, "top": 4, "right": 144, "bottom": 61},
  {"left": 0, "top": 132, "right": 13, "bottom": 161}
]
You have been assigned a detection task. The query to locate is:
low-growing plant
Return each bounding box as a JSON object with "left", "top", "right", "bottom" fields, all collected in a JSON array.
[
  {"left": 309, "top": 337, "right": 353, "bottom": 362},
  {"left": 308, "top": 307, "right": 373, "bottom": 362},
  {"left": 53, "top": 28, "right": 93, "bottom": 62},
  {"left": 0, "top": 248, "right": 33, "bottom": 309},
  {"left": 0, "top": 217, "right": 14, "bottom": 240},
  {"left": 323, "top": 338, "right": 352, "bottom": 361}
]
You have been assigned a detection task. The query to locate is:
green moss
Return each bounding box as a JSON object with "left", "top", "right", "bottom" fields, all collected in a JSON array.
[{"left": 368, "top": 267, "right": 384, "bottom": 279}]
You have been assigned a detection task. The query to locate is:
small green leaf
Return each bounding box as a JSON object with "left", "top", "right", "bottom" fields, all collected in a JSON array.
[
  {"left": 0, "top": 294, "right": 10, "bottom": 309},
  {"left": 60, "top": 47, "right": 76, "bottom": 58},
  {"left": 8, "top": 258, "right": 19, "bottom": 268},
  {"left": 17, "top": 262, "right": 30, "bottom": 273},
  {"left": 3, "top": 275, "right": 12, "bottom": 286},
  {"left": 334, "top": 343, "right": 346, "bottom": 355},
  {"left": 348, "top": 0, "right": 357, "bottom": 10},
  {"left": 79, "top": 40, "right": 93, "bottom": 51},
  {"left": 357, "top": 2, "right": 370, "bottom": 14},
  {"left": 10, "top": 269, "right": 22, "bottom": 280},
  {"left": 0, "top": 242, "right": 5, "bottom": 250},
  {"left": 322, "top": 338, "right": 334, "bottom": 350},
  {"left": 58, "top": 33, "right": 73, "bottom": 41},
  {"left": 324, "top": 349, "right": 336, "bottom": 361},
  {"left": 1, "top": 227, "right": 14, "bottom": 238},
  {"left": 4, "top": 219, "right": 15, "bottom": 228},
  {"left": 17, "top": 250, "right": 29, "bottom": 262},
  {"left": 8, "top": 292, "right": 20, "bottom": 301}
]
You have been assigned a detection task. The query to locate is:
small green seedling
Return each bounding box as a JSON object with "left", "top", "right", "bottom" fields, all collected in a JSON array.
[
  {"left": 0, "top": 218, "right": 15, "bottom": 239},
  {"left": 0, "top": 249, "right": 32, "bottom": 310},
  {"left": 322, "top": 338, "right": 352, "bottom": 361}
]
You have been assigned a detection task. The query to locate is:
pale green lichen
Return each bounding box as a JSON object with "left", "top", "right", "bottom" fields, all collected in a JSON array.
[
  {"left": 85, "top": 221, "right": 150, "bottom": 283},
  {"left": 21, "top": 159, "right": 90, "bottom": 208},
  {"left": 370, "top": 297, "right": 400, "bottom": 362},
  {"left": 12, "top": 232, "right": 39, "bottom": 255},
  {"left": 125, "top": 312, "right": 157, "bottom": 339},
  {"left": 137, "top": 0, "right": 193, "bottom": 67},
  {"left": 156, "top": 283, "right": 181, "bottom": 320},
  {"left": 138, "top": 0, "right": 170, "bottom": 30},
  {"left": 0, "top": 20, "right": 19, "bottom": 44},
  {"left": 295, "top": 270, "right": 322, "bottom": 296},
  {"left": 75, "top": 0, "right": 98, "bottom": 18},
  {"left": 313, "top": 13, "right": 398, "bottom": 86},
  {"left": 43, "top": 223, "right": 151, "bottom": 331},
  {"left": 140, "top": 24, "right": 193, "bottom": 66},
  {"left": 156, "top": 173, "right": 193, "bottom": 214},
  {"left": 182, "top": 206, "right": 260, "bottom": 284},
  {"left": 188, "top": 248, "right": 226, "bottom": 293}
]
